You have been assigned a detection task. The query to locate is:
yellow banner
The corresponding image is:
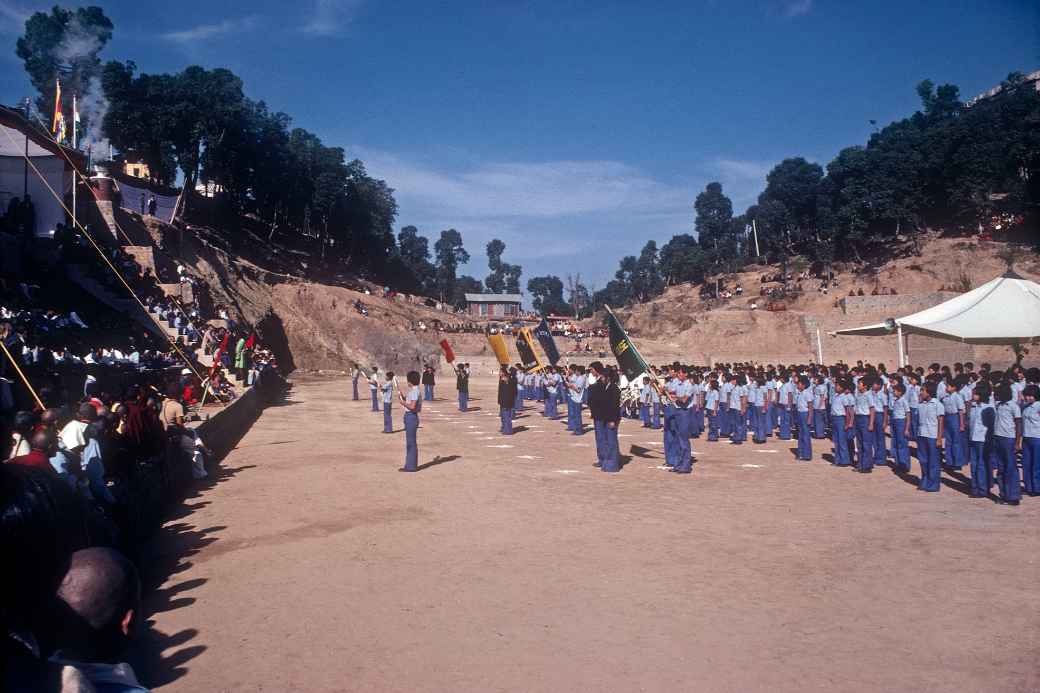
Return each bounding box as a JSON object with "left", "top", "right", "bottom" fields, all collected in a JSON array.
[
  {"left": 487, "top": 332, "right": 511, "bottom": 365},
  {"left": 517, "top": 327, "right": 545, "bottom": 372}
]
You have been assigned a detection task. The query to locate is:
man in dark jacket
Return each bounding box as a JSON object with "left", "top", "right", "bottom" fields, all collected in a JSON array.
[
  {"left": 422, "top": 366, "right": 436, "bottom": 401},
  {"left": 455, "top": 363, "right": 470, "bottom": 412},
  {"left": 498, "top": 366, "right": 517, "bottom": 435},
  {"left": 588, "top": 362, "right": 622, "bottom": 472}
]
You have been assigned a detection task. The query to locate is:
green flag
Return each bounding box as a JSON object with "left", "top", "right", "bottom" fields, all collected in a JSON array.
[{"left": 604, "top": 305, "right": 651, "bottom": 381}]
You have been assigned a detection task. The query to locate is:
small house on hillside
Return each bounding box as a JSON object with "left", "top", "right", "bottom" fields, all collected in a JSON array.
[{"left": 465, "top": 293, "right": 522, "bottom": 318}]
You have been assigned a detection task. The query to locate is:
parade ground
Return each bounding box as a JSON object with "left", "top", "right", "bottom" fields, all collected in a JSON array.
[{"left": 133, "top": 374, "right": 1040, "bottom": 692}]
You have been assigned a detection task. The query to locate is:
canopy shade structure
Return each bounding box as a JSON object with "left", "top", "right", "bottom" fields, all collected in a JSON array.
[
  {"left": 0, "top": 105, "right": 86, "bottom": 237},
  {"left": 834, "top": 272, "right": 1040, "bottom": 345}
]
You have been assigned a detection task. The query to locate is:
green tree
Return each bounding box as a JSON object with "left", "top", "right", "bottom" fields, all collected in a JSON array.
[
  {"left": 434, "top": 229, "right": 469, "bottom": 302},
  {"left": 395, "top": 226, "right": 436, "bottom": 294},
  {"left": 16, "top": 6, "right": 114, "bottom": 123},
  {"left": 631, "top": 240, "right": 664, "bottom": 300},
  {"left": 659, "top": 234, "right": 709, "bottom": 285},
  {"left": 527, "top": 275, "right": 570, "bottom": 315},
  {"left": 484, "top": 238, "right": 522, "bottom": 295},
  {"left": 451, "top": 275, "right": 483, "bottom": 309},
  {"left": 695, "top": 182, "right": 735, "bottom": 253}
]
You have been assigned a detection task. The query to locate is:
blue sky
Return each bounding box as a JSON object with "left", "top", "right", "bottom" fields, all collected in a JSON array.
[{"left": 1, "top": 0, "right": 1037, "bottom": 290}]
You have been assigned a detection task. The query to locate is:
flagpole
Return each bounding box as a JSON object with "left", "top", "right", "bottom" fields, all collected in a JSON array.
[{"left": 72, "top": 93, "right": 77, "bottom": 236}]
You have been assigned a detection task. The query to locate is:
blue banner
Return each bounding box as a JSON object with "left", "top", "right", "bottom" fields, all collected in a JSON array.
[{"left": 533, "top": 318, "right": 561, "bottom": 366}]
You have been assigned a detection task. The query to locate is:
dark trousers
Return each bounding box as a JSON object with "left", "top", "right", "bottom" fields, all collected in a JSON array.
[
  {"left": 993, "top": 435, "right": 1021, "bottom": 501},
  {"left": 854, "top": 414, "right": 873, "bottom": 471},
  {"left": 890, "top": 418, "right": 910, "bottom": 470},
  {"left": 968, "top": 440, "right": 993, "bottom": 495},
  {"left": 707, "top": 409, "right": 719, "bottom": 441},
  {"left": 796, "top": 411, "right": 812, "bottom": 460},
  {"left": 831, "top": 416, "right": 850, "bottom": 466},
  {"left": 383, "top": 402, "right": 393, "bottom": 433},
  {"left": 371, "top": 389, "right": 380, "bottom": 412},
  {"left": 353, "top": 380, "right": 359, "bottom": 400},
  {"left": 500, "top": 408, "right": 513, "bottom": 434},
  {"left": 673, "top": 409, "right": 692, "bottom": 472},
  {"left": 1021, "top": 436, "right": 1039, "bottom": 495},
  {"left": 424, "top": 384, "right": 434, "bottom": 401},
  {"left": 916, "top": 436, "right": 940, "bottom": 491},
  {"left": 458, "top": 390, "right": 468, "bottom": 412},
  {"left": 403, "top": 412, "right": 419, "bottom": 471}
]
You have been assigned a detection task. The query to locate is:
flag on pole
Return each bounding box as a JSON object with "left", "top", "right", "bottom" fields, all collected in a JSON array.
[
  {"left": 72, "top": 93, "right": 80, "bottom": 149},
  {"left": 51, "top": 78, "right": 67, "bottom": 142},
  {"left": 533, "top": 317, "right": 561, "bottom": 365},
  {"left": 515, "top": 327, "right": 544, "bottom": 372},
  {"left": 439, "top": 338, "right": 455, "bottom": 364},
  {"left": 486, "top": 331, "right": 511, "bottom": 366},
  {"left": 604, "top": 305, "right": 651, "bottom": 381}
]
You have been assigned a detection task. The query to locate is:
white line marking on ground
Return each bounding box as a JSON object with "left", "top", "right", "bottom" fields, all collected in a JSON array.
[
  {"left": 554, "top": 469, "right": 581, "bottom": 474},
  {"left": 486, "top": 444, "right": 515, "bottom": 448},
  {"left": 741, "top": 463, "right": 764, "bottom": 468},
  {"left": 517, "top": 455, "right": 542, "bottom": 460},
  {"left": 755, "top": 450, "right": 779, "bottom": 454}
]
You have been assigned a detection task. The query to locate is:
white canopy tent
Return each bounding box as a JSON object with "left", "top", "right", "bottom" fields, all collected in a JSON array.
[
  {"left": 0, "top": 106, "right": 81, "bottom": 238},
  {"left": 833, "top": 272, "right": 1040, "bottom": 364}
]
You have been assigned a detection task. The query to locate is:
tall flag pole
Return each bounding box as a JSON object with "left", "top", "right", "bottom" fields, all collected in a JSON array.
[
  {"left": 533, "top": 317, "right": 561, "bottom": 366},
  {"left": 72, "top": 93, "right": 79, "bottom": 233},
  {"left": 603, "top": 305, "right": 652, "bottom": 381},
  {"left": 51, "top": 78, "right": 66, "bottom": 143}
]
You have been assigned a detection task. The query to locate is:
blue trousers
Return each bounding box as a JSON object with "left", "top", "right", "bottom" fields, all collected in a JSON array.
[
  {"left": 640, "top": 403, "right": 651, "bottom": 427},
  {"left": 673, "top": 409, "right": 692, "bottom": 472},
  {"left": 719, "top": 403, "right": 731, "bottom": 436},
  {"left": 854, "top": 414, "right": 873, "bottom": 471},
  {"left": 831, "top": 415, "right": 850, "bottom": 466},
  {"left": 707, "top": 410, "right": 719, "bottom": 441},
  {"left": 752, "top": 407, "right": 768, "bottom": 443},
  {"left": 371, "top": 389, "right": 380, "bottom": 412},
  {"left": 383, "top": 402, "right": 393, "bottom": 433},
  {"left": 1022, "top": 436, "right": 1039, "bottom": 495},
  {"left": 730, "top": 408, "right": 747, "bottom": 443},
  {"left": 424, "top": 384, "right": 434, "bottom": 401},
  {"left": 890, "top": 418, "right": 910, "bottom": 470},
  {"left": 545, "top": 395, "right": 557, "bottom": 419},
  {"left": 874, "top": 415, "right": 888, "bottom": 466},
  {"left": 993, "top": 435, "right": 1021, "bottom": 501},
  {"left": 691, "top": 409, "right": 704, "bottom": 438},
  {"left": 968, "top": 440, "right": 993, "bottom": 496},
  {"left": 403, "top": 411, "right": 419, "bottom": 471},
  {"left": 663, "top": 407, "right": 676, "bottom": 465},
  {"left": 778, "top": 406, "right": 792, "bottom": 440},
  {"left": 566, "top": 400, "right": 576, "bottom": 430},
  {"left": 910, "top": 408, "right": 920, "bottom": 438},
  {"left": 569, "top": 400, "right": 584, "bottom": 434},
  {"left": 514, "top": 390, "right": 523, "bottom": 413},
  {"left": 942, "top": 413, "right": 963, "bottom": 467},
  {"left": 917, "top": 436, "right": 940, "bottom": 491},
  {"left": 651, "top": 401, "right": 662, "bottom": 429},
  {"left": 459, "top": 390, "right": 468, "bottom": 412},
  {"left": 812, "top": 409, "right": 827, "bottom": 438},
  {"left": 595, "top": 420, "right": 621, "bottom": 472},
  {"left": 353, "top": 380, "right": 359, "bottom": 400},
  {"left": 500, "top": 408, "right": 513, "bottom": 434},
  {"left": 796, "top": 411, "right": 812, "bottom": 460}
]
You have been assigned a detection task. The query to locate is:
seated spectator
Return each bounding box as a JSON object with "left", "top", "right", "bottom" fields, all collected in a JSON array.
[
  {"left": 47, "top": 547, "right": 149, "bottom": 692},
  {"left": 7, "top": 430, "right": 58, "bottom": 472}
]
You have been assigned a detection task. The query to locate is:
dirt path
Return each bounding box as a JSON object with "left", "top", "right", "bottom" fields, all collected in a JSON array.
[{"left": 131, "top": 374, "right": 1040, "bottom": 692}]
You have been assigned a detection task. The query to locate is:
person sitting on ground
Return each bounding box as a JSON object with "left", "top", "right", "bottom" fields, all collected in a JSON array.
[
  {"left": 7, "top": 430, "right": 58, "bottom": 473},
  {"left": 47, "top": 547, "right": 150, "bottom": 692}
]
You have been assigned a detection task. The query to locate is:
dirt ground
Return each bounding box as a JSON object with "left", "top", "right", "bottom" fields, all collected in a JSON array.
[{"left": 131, "top": 374, "right": 1040, "bottom": 693}]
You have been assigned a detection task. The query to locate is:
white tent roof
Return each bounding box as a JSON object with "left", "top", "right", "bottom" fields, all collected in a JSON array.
[{"left": 834, "top": 272, "right": 1040, "bottom": 345}]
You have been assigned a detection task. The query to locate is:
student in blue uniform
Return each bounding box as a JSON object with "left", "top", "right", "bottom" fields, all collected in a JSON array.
[
  {"left": 690, "top": 373, "right": 705, "bottom": 439},
  {"left": 368, "top": 366, "right": 381, "bottom": 412},
  {"left": 498, "top": 366, "right": 516, "bottom": 435},
  {"left": 651, "top": 372, "right": 664, "bottom": 430},
  {"left": 870, "top": 377, "right": 889, "bottom": 467},
  {"left": 1020, "top": 385, "right": 1039, "bottom": 496},
  {"left": 991, "top": 383, "right": 1022, "bottom": 505},
  {"left": 705, "top": 379, "right": 720, "bottom": 442},
  {"left": 916, "top": 382, "right": 945, "bottom": 491},
  {"left": 728, "top": 374, "right": 748, "bottom": 445},
  {"left": 907, "top": 373, "right": 921, "bottom": 438},
  {"left": 381, "top": 372, "right": 395, "bottom": 433},
  {"left": 940, "top": 382, "right": 966, "bottom": 469},
  {"left": 889, "top": 382, "right": 912, "bottom": 472},
  {"left": 829, "top": 379, "right": 854, "bottom": 466},
  {"left": 853, "top": 377, "right": 876, "bottom": 473},
  {"left": 794, "top": 376, "right": 813, "bottom": 461},
  {"left": 639, "top": 375, "right": 653, "bottom": 427},
  {"left": 719, "top": 375, "right": 734, "bottom": 437},
  {"left": 661, "top": 366, "right": 678, "bottom": 466},
  {"left": 812, "top": 375, "right": 828, "bottom": 439},
  {"left": 750, "top": 377, "right": 767, "bottom": 444},
  {"left": 513, "top": 365, "right": 525, "bottom": 416},
  {"left": 966, "top": 382, "right": 994, "bottom": 498},
  {"left": 670, "top": 366, "right": 695, "bottom": 474},
  {"left": 455, "top": 362, "right": 470, "bottom": 412},
  {"left": 588, "top": 362, "right": 622, "bottom": 473},
  {"left": 567, "top": 365, "right": 587, "bottom": 435},
  {"left": 777, "top": 372, "right": 794, "bottom": 441},
  {"left": 399, "top": 371, "right": 422, "bottom": 472},
  {"left": 352, "top": 363, "right": 361, "bottom": 400},
  {"left": 544, "top": 368, "right": 560, "bottom": 419}
]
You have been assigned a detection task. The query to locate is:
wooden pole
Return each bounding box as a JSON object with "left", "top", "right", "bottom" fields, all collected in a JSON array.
[{"left": 0, "top": 339, "right": 46, "bottom": 410}]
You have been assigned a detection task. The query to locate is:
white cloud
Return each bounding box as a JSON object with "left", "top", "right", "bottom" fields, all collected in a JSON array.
[
  {"left": 783, "top": 0, "right": 813, "bottom": 17},
  {"left": 301, "top": 0, "right": 363, "bottom": 36},
  {"left": 162, "top": 16, "right": 260, "bottom": 43},
  {"left": 708, "top": 158, "right": 775, "bottom": 210}
]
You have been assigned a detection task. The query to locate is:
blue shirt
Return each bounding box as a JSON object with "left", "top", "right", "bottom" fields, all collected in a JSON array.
[
  {"left": 1022, "top": 401, "right": 1040, "bottom": 438},
  {"left": 968, "top": 402, "right": 992, "bottom": 443},
  {"left": 890, "top": 394, "right": 910, "bottom": 420},
  {"left": 813, "top": 384, "right": 827, "bottom": 409},
  {"left": 382, "top": 381, "right": 394, "bottom": 404},
  {"left": 795, "top": 388, "right": 813, "bottom": 412},
  {"left": 705, "top": 389, "right": 720, "bottom": 412},
  {"left": 917, "top": 399, "right": 944, "bottom": 439},
  {"left": 993, "top": 401, "right": 1021, "bottom": 438},
  {"left": 907, "top": 384, "right": 920, "bottom": 410},
  {"left": 728, "top": 385, "right": 746, "bottom": 409},
  {"left": 406, "top": 385, "right": 421, "bottom": 414},
  {"left": 829, "top": 392, "right": 850, "bottom": 416},
  {"left": 752, "top": 387, "right": 766, "bottom": 407},
  {"left": 853, "top": 391, "right": 873, "bottom": 416},
  {"left": 941, "top": 392, "right": 965, "bottom": 415},
  {"left": 673, "top": 380, "right": 694, "bottom": 408},
  {"left": 568, "top": 375, "right": 586, "bottom": 403}
]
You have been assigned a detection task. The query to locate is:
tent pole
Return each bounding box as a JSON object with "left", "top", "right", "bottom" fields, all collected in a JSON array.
[
  {"left": 816, "top": 327, "right": 823, "bottom": 364},
  {"left": 897, "top": 324, "right": 905, "bottom": 367}
]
